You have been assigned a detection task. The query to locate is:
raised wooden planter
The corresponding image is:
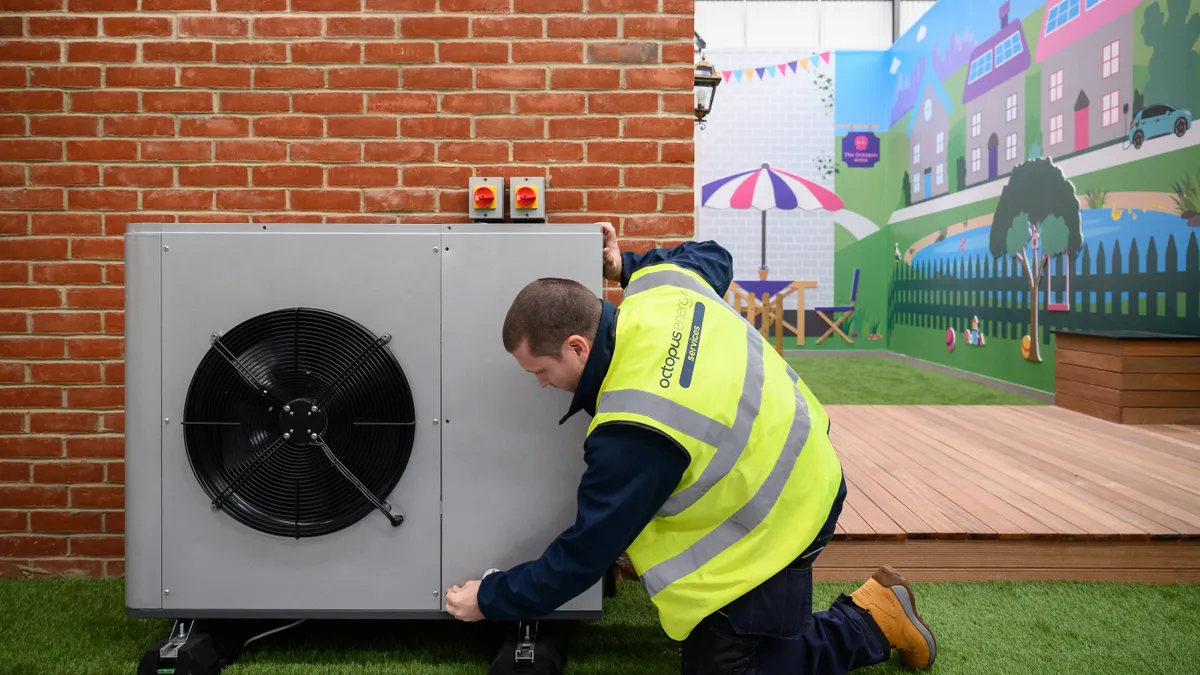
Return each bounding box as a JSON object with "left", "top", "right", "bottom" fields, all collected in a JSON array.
[{"left": 1053, "top": 329, "right": 1200, "bottom": 424}]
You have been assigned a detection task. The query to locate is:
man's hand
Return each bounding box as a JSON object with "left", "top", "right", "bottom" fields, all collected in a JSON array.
[
  {"left": 600, "top": 222, "right": 622, "bottom": 282},
  {"left": 446, "top": 580, "right": 485, "bottom": 622}
]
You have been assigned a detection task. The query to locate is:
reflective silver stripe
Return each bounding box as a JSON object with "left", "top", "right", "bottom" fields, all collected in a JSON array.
[
  {"left": 625, "top": 267, "right": 724, "bottom": 304},
  {"left": 595, "top": 389, "right": 730, "bottom": 447},
  {"left": 641, "top": 383, "right": 812, "bottom": 598}
]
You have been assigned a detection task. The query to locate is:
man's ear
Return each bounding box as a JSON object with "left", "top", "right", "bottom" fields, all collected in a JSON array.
[{"left": 566, "top": 335, "right": 589, "bottom": 358}]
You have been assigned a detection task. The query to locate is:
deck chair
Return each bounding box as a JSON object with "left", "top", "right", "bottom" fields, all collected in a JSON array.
[{"left": 815, "top": 268, "right": 859, "bottom": 344}]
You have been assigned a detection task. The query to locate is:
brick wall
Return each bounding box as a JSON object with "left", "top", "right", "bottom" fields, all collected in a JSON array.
[{"left": 0, "top": 0, "right": 694, "bottom": 578}]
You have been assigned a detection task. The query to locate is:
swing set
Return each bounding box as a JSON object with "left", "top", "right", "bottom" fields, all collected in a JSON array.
[{"left": 1047, "top": 248, "right": 1071, "bottom": 312}]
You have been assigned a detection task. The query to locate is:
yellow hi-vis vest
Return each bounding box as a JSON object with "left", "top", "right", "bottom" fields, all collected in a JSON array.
[{"left": 588, "top": 262, "right": 843, "bottom": 642}]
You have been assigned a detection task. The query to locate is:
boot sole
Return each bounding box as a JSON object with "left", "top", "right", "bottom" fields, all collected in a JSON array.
[{"left": 879, "top": 566, "right": 936, "bottom": 668}]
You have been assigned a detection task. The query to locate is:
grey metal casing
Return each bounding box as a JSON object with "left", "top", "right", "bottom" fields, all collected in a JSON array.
[{"left": 124, "top": 222, "right": 603, "bottom": 620}]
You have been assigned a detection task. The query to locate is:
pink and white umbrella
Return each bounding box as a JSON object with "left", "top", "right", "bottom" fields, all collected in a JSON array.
[{"left": 701, "top": 163, "right": 843, "bottom": 269}]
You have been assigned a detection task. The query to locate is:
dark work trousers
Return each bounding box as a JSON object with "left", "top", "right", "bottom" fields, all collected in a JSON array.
[{"left": 679, "top": 477, "right": 891, "bottom": 675}]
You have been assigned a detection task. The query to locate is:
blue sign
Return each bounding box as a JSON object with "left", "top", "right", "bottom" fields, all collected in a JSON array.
[{"left": 842, "top": 132, "right": 880, "bottom": 168}]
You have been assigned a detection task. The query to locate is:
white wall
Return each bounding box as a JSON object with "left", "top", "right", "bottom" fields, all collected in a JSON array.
[{"left": 695, "top": 1, "right": 935, "bottom": 51}]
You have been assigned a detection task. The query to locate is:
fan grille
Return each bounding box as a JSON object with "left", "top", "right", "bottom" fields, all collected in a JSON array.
[{"left": 182, "top": 307, "right": 416, "bottom": 538}]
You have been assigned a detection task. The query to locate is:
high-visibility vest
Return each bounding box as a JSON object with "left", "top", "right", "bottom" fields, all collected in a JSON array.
[{"left": 587, "top": 262, "right": 843, "bottom": 641}]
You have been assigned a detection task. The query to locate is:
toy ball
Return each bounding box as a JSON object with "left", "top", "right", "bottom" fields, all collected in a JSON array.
[
  {"left": 1021, "top": 335, "right": 1032, "bottom": 360},
  {"left": 946, "top": 327, "right": 956, "bottom": 351}
]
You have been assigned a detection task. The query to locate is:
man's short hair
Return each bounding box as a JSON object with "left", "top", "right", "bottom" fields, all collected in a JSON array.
[{"left": 502, "top": 277, "right": 600, "bottom": 357}]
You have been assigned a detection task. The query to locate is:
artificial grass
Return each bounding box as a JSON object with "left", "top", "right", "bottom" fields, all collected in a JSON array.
[
  {"left": 2, "top": 578, "right": 1199, "bottom": 674},
  {"left": 785, "top": 355, "right": 1045, "bottom": 406}
]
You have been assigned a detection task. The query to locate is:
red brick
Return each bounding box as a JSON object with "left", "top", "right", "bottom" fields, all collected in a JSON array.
[
  {"left": 67, "top": 338, "right": 123, "bottom": 359},
  {"left": 400, "top": 117, "right": 471, "bottom": 139},
  {"left": 441, "top": 0, "right": 508, "bottom": 8},
  {"left": 292, "top": 0, "right": 359, "bottom": 9},
  {"left": 664, "top": 0, "right": 693, "bottom": 11},
  {"left": 0, "top": 438, "right": 63, "bottom": 459},
  {"left": 31, "top": 363, "right": 102, "bottom": 384},
  {"left": 141, "top": 141, "right": 212, "bottom": 161},
  {"left": 65, "top": 140, "right": 136, "bottom": 162},
  {"left": 0, "top": 214, "right": 27, "bottom": 234},
  {"left": 181, "top": 117, "right": 250, "bottom": 138},
  {"left": 625, "top": 166, "right": 692, "bottom": 188},
  {"left": 293, "top": 92, "right": 363, "bottom": 114},
  {"left": 71, "top": 91, "right": 137, "bottom": 113},
  {"left": 624, "top": 17, "right": 692, "bottom": 39},
  {"left": 103, "top": 17, "right": 172, "bottom": 37},
  {"left": 28, "top": 68, "right": 101, "bottom": 89},
  {"left": 106, "top": 461, "right": 123, "bottom": 483},
  {"left": 589, "top": 93, "right": 658, "bottom": 114},
  {"left": 0, "top": 338, "right": 63, "bottom": 359},
  {"left": 0, "top": 412, "right": 25, "bottom": 432},
  {"left": 29, "top": 165, "right": 99, "bottom": 187},
  {"left": 216, "top": 189, "right": 287, "bottom": 210},
  {"left": 103, "top": 312, "right": 124, "bottom": 334},
  {"left": 472, "top": 17, "right": 542, "bottom": 38},
  {"left": 442, "top": 93, "right": 511, "bottom": 114},
  {"left": 104, "top": 264, "right": 123, "bottom": 285},
  {"left": 0, "top": 18, "right": 18, "bottom": 38},
  {"left": 0, "top": 237, "right": 67, "bottom": 260},
  {"left": 401, "top": 166, "right": 472, "bottom": 187},
  {"left": 0, "top": 386, "right": 63, "bottom": 410},
  {"left": 364, "top": 42, "right": 436, "bottom": 63},
  {"left": 179, "top": 165, "right": 248, "bottom": 187},
  {"left": 587, "top": 43, "right": 658, "bottom": 65},
  {"left": 663, "top": 43, "right": 694, "bottom": 64},
  {"left": 103, "top": 166, "right": 173, "bottom": 187},
  {"left": 292, "top": 42, "right": 362, "bottom": 64},
  {"left": 30, "top": 214, "right": 101, "bottom": 236},
  {"left": 514, "top": 0, "right": 577, "bottom": 8},
  {"left": 180, "top": 16, "right": 248, "bottom": 37},
  {"left": 0, "top": 42, "right": 61, "bottom": 62},
  {"left": 476, "top": 67, "right": 545, "bottom": 89},
  {"left": 0, "top": 535, "right": 66, "bottom": 557},
  {"left": 549, "top": 166, "right": 620, "bottom": 188},
  {"left": 102, "top": 411, "right": 123, "bottom": 431},
  {"left": 0, "top": 362, "right": 23, "bottom": 382},
  {"left": 67, "top": 387, "right": 123, "bottom": 409},
  {"left": 28, "top": 17, "right": 98, "bottom": 37},
  {"left": 215, "top": 140, "right": 286, "bottom": 161},
  {"left": 143, "top": 91, "right": 214, "bottom": 113},
  {"left": 67, "top": 189, "right": 138, "bottom": 211},
  {"left": 329, "top": 67, "right": 399, "bottom": 89},
  {"left": 29, "top": 412, "right": 101, "bottom": 434},
  {"left": 513, "top": 42, "right": 583, "bottom": 63},
  {"left": 440, "top": 42, "right": 509, "bottom": 64},
  {"left": 143, "top": 0, "right": 209, "bottom": 8},
  {"left": 0, "top": 509, "right": 27, "bottom": 530},
  {"left": 0, "top": 164, "right": 21, "bottom": 186},
  {"left": 65, "top": 437, "right": 123, "bottom": 458},
  {"left": 252, "top": 165, "right": 323, "bottom": 187},
  {"left": 548, "top": 117, "right": 619, "bottom": 138},
  {"left": 103, "top": 116, "right": 174, "bottom": 137},
  {"left": 437, "top": 141, "right": 508, "bottom": 163},
  {"left": 516, "top": 93, "right": 585, "bottom": 114},
  {"left": 145, "top": 189, "right": 216, "bottom": 210},
  {"left": 663, "top": 92, "right": 693, "bottom": 114},
  {"left": 624, "top": 215, "right": 693, "bottom": 237},
  {"left": 69, "top": 485, "right": 123, "bottom": 509},
  {"left": 0, "top": 140, "right": 61, "bottom": 161},
  {"left": 65, "top": 287, "right": 124, "bottom": 308},
  {"left": 0, "top": 115, "right": 25, "bottom": 134},
  {"left": 253, "top": 67, "right": 322, "bottom": 89},
  {"left": 0, "top": 288, "right": 60, "bottom": 309},
  {"left": 252, "top": 17, "right": 321, "bottom": 39},
  {"left": 363, "top": 189, "right": 437, "bottom": 212},
  {"left": 105, "top": 67, "right": 176, "bottom": 88},
  {"left": 71, "top": 534, "right": 124, "bottom": 557},
  {"left": 662, "top": 192, "right": 694, "bottom": 212},
  {"left": 366, "top": 0, "right": 434, "bottom": 8},
  {"left": 219, "top": 92, "right": 288, "bottom": 113},
  {"left": 400, "top": 16, "right": 468, "bottom": 38},
  {"left": 551, "top": 68, "right": 620, "bottom": 90},
  {"left": 403, "top": 67, "right": 472, "bottom": 90},
  {"left": 143, "top": 42, "right": 214, "bottom": 63},
  {"left": 31, "top": 511, "right": 103, "bottom": 533},
  {"left": 547, "top": 17, "right": 617, "bottom": 38},
  {"left": 0, "top": 263, "right": 26, "bottom": 283},
  {"left": 327, "top": 17, "right": 396, "bottom": 37},
  {"left": 290, "top": 190, "right": 360, "bottom": 211},
  {"left": 217, "top": 43, "right": 287, "bottom": 63},
  {"left": 367, "top": 93, "right": 438, "bottom": 114},
  {"left": 476, "top": 117, "right": 545, "bottom": 139},
  {"left": 624, "top": 116, "right": 693, "bottom": 139},
  {"left": 363, "top": 141, "right": 434, "bottom": 162},
  {"left": 590, "top": 0, "right": 655, "bottom": 9},
  {"left": 32, "top": 312, "right": 102, "bottom": 334},
  {"left": 627, "top": 67, "right": 693, "bottom": 90},
  {"left": 34, "top": 462, "right": 106, "bottom": 484},
  {"left": 33, "top": 262, "right": 103, "bottom": 285},
  {"left": 588, "top": 190, "right": 658, "bottom": 212},
  {"left": 289, "top": 141, "right": 360, "bottom": 162},
  {"left": 253, "top": 116, "right": 323, "bottom": 138},
  {"left": 329, "top": 166, "right": 398, "bottom": 187}
]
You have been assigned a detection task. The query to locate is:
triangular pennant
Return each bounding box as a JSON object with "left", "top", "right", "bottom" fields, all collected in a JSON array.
[
  {"left": 734, "top": 70, "right": 744, "bottom": 81},
  {"left": 743, "top": 68, "right": 755, "bottom": 80},
  {"left": 779, "top": 64, "right": 788, "bottom": 75},
  {"left": 788, "top": 60, "right": 798, "bottom": 72},
  {"left": 820, "top": 51, "right": 831, "bottom": 63},
  {"left": 798, "top": 59, "right": 809, "bottom": 71},
  {"left": 755, "top": 67, "right": 766, "bottom": 79},
  {"left": 722, "top": 71, "right": 731, "bottom": 82}
]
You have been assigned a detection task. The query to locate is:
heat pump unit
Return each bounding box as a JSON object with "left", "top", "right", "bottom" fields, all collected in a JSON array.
[{"left": 123, "top": 222, "right": 604, "bottom": 622}]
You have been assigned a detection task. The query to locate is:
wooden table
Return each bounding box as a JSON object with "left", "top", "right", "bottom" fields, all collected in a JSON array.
[
  {"left": 725, "top": 280, "right": 818, "bottom": 354},
  {"left": 1052, "top": 329, "right": 1200, "bottom": 424}
]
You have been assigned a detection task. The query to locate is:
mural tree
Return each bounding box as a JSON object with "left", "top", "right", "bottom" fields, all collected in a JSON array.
[
  {"left": 1142, "top": 0, "right": 1200, "bottom": 114},
  {"left": 989, "top": 158, "right": 1082, "bottom": 364}
]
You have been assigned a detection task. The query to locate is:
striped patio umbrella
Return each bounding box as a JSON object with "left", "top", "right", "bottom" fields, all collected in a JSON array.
[{"left": 701, "top": 163, "right": 844, "bottom": 269}]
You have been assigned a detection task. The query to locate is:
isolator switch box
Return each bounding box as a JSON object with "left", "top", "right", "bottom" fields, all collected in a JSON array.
[
  {"left": 508, "top": 177, "right": 546, "bottom": 224},
  {"left": 468, "top": 177, "right": 505, "bottom": 223}
]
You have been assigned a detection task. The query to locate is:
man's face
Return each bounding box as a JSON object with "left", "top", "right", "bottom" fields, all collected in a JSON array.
[{"left": 511, "top": 337, "right": 589, "bottom": 392}]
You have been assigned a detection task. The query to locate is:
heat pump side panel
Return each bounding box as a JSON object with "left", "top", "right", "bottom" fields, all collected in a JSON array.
[
  {"left": 124, "top": 230, "right": 164, "bottom": 612},
  {"left": 439, "top": 225, "right": 603, "bottom": 616},
  {"left": 156, "top": 225, "right": 443, "bottom": 614}
]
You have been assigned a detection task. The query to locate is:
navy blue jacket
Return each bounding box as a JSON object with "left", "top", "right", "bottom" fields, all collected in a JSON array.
[{"left": 476, "top": 240, "right": 736, "bottom": 621}]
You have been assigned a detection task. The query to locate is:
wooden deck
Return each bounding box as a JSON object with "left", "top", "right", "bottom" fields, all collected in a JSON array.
[{"left": 813, "top": 405, "right": 1200, "bottom": 583}]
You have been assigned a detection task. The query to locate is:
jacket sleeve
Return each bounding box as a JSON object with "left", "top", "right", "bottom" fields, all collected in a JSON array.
[
  {"left": 620, "top": 240, "right": 735, "bottom": 297},
  {"left": 475, "top": 424, "right": 688, "bottom": 621}
]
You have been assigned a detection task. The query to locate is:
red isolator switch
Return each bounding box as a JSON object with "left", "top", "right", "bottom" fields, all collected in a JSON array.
[
  {"left": 473, "top": 185, "right": 495, "bottom": 209},
  {"left": 515, "top": 185, "right": 538, "bottom": 209}
]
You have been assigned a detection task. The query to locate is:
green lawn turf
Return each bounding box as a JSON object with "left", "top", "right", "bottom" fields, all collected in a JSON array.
[
  {"left": 2, "top": 578, "right": 1198, "bottom": 675},
  {"left": 784, "top": 355, "right": 1045, "bottom": 405}
]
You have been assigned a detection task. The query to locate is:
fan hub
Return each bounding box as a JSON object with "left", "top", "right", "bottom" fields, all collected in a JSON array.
[{"left": 279, "top": 399, "right": 328, "bottom": 442}]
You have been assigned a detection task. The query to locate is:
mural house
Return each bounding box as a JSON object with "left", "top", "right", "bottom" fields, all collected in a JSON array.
[
  {"left": 907, "top": 67, "right": 955, "bottom": 203},
  {"left": 964, "top": 1, "right": 1032, "bottom": 186},
  {"left": 1038, "top": 0, "right": 1140, "bottom": 158}
]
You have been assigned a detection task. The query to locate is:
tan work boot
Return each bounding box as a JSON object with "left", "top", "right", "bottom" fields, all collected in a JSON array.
[{"left": 850, "top": 565, "right": 936, "bottom": 669}]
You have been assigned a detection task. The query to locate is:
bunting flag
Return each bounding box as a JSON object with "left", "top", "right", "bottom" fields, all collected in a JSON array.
[{"left": 718, "top": 52, "right": 830, "bottom": 83}]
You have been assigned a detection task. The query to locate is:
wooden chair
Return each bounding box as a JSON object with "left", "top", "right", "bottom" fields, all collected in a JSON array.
[{"left": 815, "top": 268, "right": 859, "bottom": 345}]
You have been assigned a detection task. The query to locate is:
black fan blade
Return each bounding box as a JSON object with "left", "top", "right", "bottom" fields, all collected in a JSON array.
[{"left": 312, "top": 433, "right": 403, "bottom": 527}]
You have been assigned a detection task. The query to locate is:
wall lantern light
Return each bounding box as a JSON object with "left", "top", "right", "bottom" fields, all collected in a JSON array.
[{"left": 694, "top": 52, "right": 720, "bottom": 129}]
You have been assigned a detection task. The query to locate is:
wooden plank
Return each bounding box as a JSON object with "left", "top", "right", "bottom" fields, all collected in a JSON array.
[
  {"left": 1122, "top": 390, "right": 1200, "bottom": 407},
  {"left": 1016, "top": 405, "right": 1200, "bottom": 468},
  {"left": 1054, "top": 333, "right": 1124, "bottom": 355},
  {"left": 837, "top": 440, "right": 940, "bottom": 538},
  {"left": 1123, "top": 341, "right": 1200, "bottom": 357},
  {"left": 1055, "top": 391, "right": 1122, "bottom": 422},
  {"left": 1123, "top": 357, "right": 1200, "bottom": 374},
  {"left": 1056, "top": 378, "right": 1122, "bottom": 407},
  {"left": 1056, "top": 348, "right": 1124, "bottom": 372},
  {"left": 867, "top": 406, "right": 1065, "bottom": 540},
  {"left": 1124, "top": 407, "right": 1200, "bottom": 425},
  {"left": 834, "top": 408, "right": 998, "bottom": 539},
  {"left": 1124, "top": 373, "right": 1200, "bottom": 391},
  {"left": 1056, "top": 363, "right": 1123, "bottom": 389},
  {"left": 833, "top": 498, "right": 876, "bottom": 540}
]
